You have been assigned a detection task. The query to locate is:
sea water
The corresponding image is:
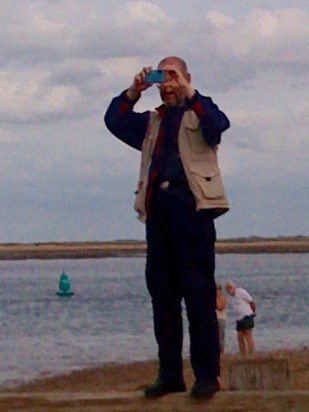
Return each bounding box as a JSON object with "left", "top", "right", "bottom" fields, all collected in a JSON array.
[{"left": 0, "top": 254, "right": 308, "bottom": 388}]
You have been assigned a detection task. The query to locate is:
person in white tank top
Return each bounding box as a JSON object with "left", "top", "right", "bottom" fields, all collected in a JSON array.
[{"left": 225, "top": 281, "right": 256, "bottom": 356}]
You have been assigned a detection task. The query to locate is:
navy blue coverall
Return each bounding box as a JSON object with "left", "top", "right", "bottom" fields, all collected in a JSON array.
[{"left": 104, "top": 90, "right": 230, "bottom": 383}]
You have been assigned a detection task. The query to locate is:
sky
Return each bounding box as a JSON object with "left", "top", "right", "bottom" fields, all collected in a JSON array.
[{"left": 0, "top": 0, "right": 308, "bottom": 242}]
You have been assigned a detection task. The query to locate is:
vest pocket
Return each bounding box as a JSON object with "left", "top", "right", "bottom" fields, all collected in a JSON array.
[{"left": 189, "top": 166, "right": 225, "bottom": 199}]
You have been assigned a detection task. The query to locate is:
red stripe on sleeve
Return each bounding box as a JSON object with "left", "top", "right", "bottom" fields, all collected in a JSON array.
[
  {"left": 191, "top": 100, "right": 204, "bottom": 118},
  {"left": 119, "top": 100, "right": 130, "bottom": 115}
]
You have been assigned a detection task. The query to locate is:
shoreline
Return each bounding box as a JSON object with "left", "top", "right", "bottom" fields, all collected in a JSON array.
[
  {"left": 1, "top": 348, "right": 308, "bottom": 411},
  {"left": 0, "top": 237, "right": 308, "bottom": 260},
  {"left": 6, "top": 347, "right": 309, "bottom": 393}
]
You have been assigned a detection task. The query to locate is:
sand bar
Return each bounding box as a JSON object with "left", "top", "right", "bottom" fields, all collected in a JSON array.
[{"left": 0, "top": 237, "right": 308, "bottom": 260}]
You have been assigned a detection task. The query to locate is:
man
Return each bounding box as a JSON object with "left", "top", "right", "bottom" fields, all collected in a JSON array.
[
  {"left": 225, "top": 281, "right": 256, "bottom": 356},
  {"left": 104, "top": 56, "right": 230, "bottom": 399}
]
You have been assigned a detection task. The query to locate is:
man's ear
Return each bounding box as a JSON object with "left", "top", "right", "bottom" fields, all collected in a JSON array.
[{"left": 187, "top": 73, "right": 192, "bottom": 83}]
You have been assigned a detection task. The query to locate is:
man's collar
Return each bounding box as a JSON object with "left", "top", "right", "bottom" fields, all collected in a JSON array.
[
  {"left": 155, "top": 104, "right": 167, "bottom": 119},
  {"left": 155, "top": 102, "right": 189, "bottom": 119}
]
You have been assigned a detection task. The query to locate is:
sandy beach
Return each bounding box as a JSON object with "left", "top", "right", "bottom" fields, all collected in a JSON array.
[{"left": 0, "top": 348, "right": 308, "bottom": 411}]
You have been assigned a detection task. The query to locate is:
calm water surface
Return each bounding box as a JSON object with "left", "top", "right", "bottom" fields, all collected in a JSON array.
[{"left": 0, "top": 254, "right": 308, "bottom": 388}]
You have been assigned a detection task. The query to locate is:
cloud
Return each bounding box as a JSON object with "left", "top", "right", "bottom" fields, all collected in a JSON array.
[
  {"left": 189, "top": 8, "right": 309, "bottom": 90},
  {"left": 205, "top": 8, "right": 309, "bottom": 61},
  {"left": 230, "top": 108, "right": 308, "bottom": 149},
  {"left": 1, "top": 4, "right": 309, "bottom": 124},
  {"left": 0, "top": 68, "right": 88, "bottom": 123},
  {"left": 0, "top": 125, "right": 19, "bottom": 142},
  {"left": 0, "top": 1, "right": 308, "bottom": 241},
  {"left": 113, "top": 1, "right": 174, "bottom": 26}
]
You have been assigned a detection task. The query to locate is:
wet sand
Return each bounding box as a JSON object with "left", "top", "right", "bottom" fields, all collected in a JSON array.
[
  {"left": 0, "top": 237, "right": 308, "bottom": 260},
  {"left": 1, "top": 348, "right": 308, "bottom": 411}
]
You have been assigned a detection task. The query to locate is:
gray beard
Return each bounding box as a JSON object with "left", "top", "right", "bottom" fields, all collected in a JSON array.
[{"left": 161, "top": 94, "right": 185, "bottom": 107}]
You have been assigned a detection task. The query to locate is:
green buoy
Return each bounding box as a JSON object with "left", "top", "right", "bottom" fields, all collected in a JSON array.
[{"left": 56, "top": 271, "right": 74, "bottom": 297}]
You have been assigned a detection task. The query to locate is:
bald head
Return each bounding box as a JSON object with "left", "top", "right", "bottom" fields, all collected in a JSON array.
[
  {"left": 225, "top": 281, "right": 236, "bottom": 296},
  {"left": 158, "top": 56, "right": 188, "bottom": 74}
]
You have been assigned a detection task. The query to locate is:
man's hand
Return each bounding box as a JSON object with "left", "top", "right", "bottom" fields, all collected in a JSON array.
[
  {"left": 126, "top": 67, "right": 153, "bottom": 100},
  {"left": 162, "top": 64, "right": 195, "bottom": 99}
]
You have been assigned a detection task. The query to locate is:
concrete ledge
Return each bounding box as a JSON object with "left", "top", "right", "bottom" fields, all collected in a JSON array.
[
  {"left": 0, "top": 390, "right": 308, "bottom": 411},
  {"left": 229, "top": 357, "right": 290, "bottom": 390}
]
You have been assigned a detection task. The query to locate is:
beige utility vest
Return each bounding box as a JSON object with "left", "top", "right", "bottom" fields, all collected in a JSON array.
[{"left": 134, "top": 109, "right": 229, "bottom": 222}]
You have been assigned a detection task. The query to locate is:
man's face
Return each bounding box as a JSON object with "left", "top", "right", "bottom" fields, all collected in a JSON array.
[
  {"left": 157, "top": 60, "right": 189, "bottom": 107},
  {"left": 225, "top": 284, "right": 235, "bottom": 296}
]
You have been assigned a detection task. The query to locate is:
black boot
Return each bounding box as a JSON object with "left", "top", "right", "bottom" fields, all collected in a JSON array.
[
  {"left": 144, "top": 378, "right": 186, "bottom": 398},
  {"left": 190, "top": 378, "right": 220, "bottom": 399}
]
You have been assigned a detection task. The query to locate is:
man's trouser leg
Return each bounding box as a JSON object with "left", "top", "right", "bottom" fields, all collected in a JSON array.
[
  {"left": 180, "top": 212, "right": 220, "bottom": 380},
  {"left": 146, "top": 213, "right": 184, "bottom": 383},
  {"left": 163, "top": 202, "right": 220, "bottom": 381}
]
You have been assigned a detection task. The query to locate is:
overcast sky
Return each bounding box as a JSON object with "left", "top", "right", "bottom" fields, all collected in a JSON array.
[{"left": 1, "top": 0, "right": 308, "bottom": 242}]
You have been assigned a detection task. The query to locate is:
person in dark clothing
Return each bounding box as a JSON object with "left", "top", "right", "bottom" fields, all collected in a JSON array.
[{"left": 104, "top": 56, "right": 230, "bottom": 399}]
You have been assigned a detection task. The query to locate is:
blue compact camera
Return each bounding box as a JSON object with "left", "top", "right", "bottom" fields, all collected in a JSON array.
[{"left": 145, "top": 70, "right": 165, "bottom": 83}]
